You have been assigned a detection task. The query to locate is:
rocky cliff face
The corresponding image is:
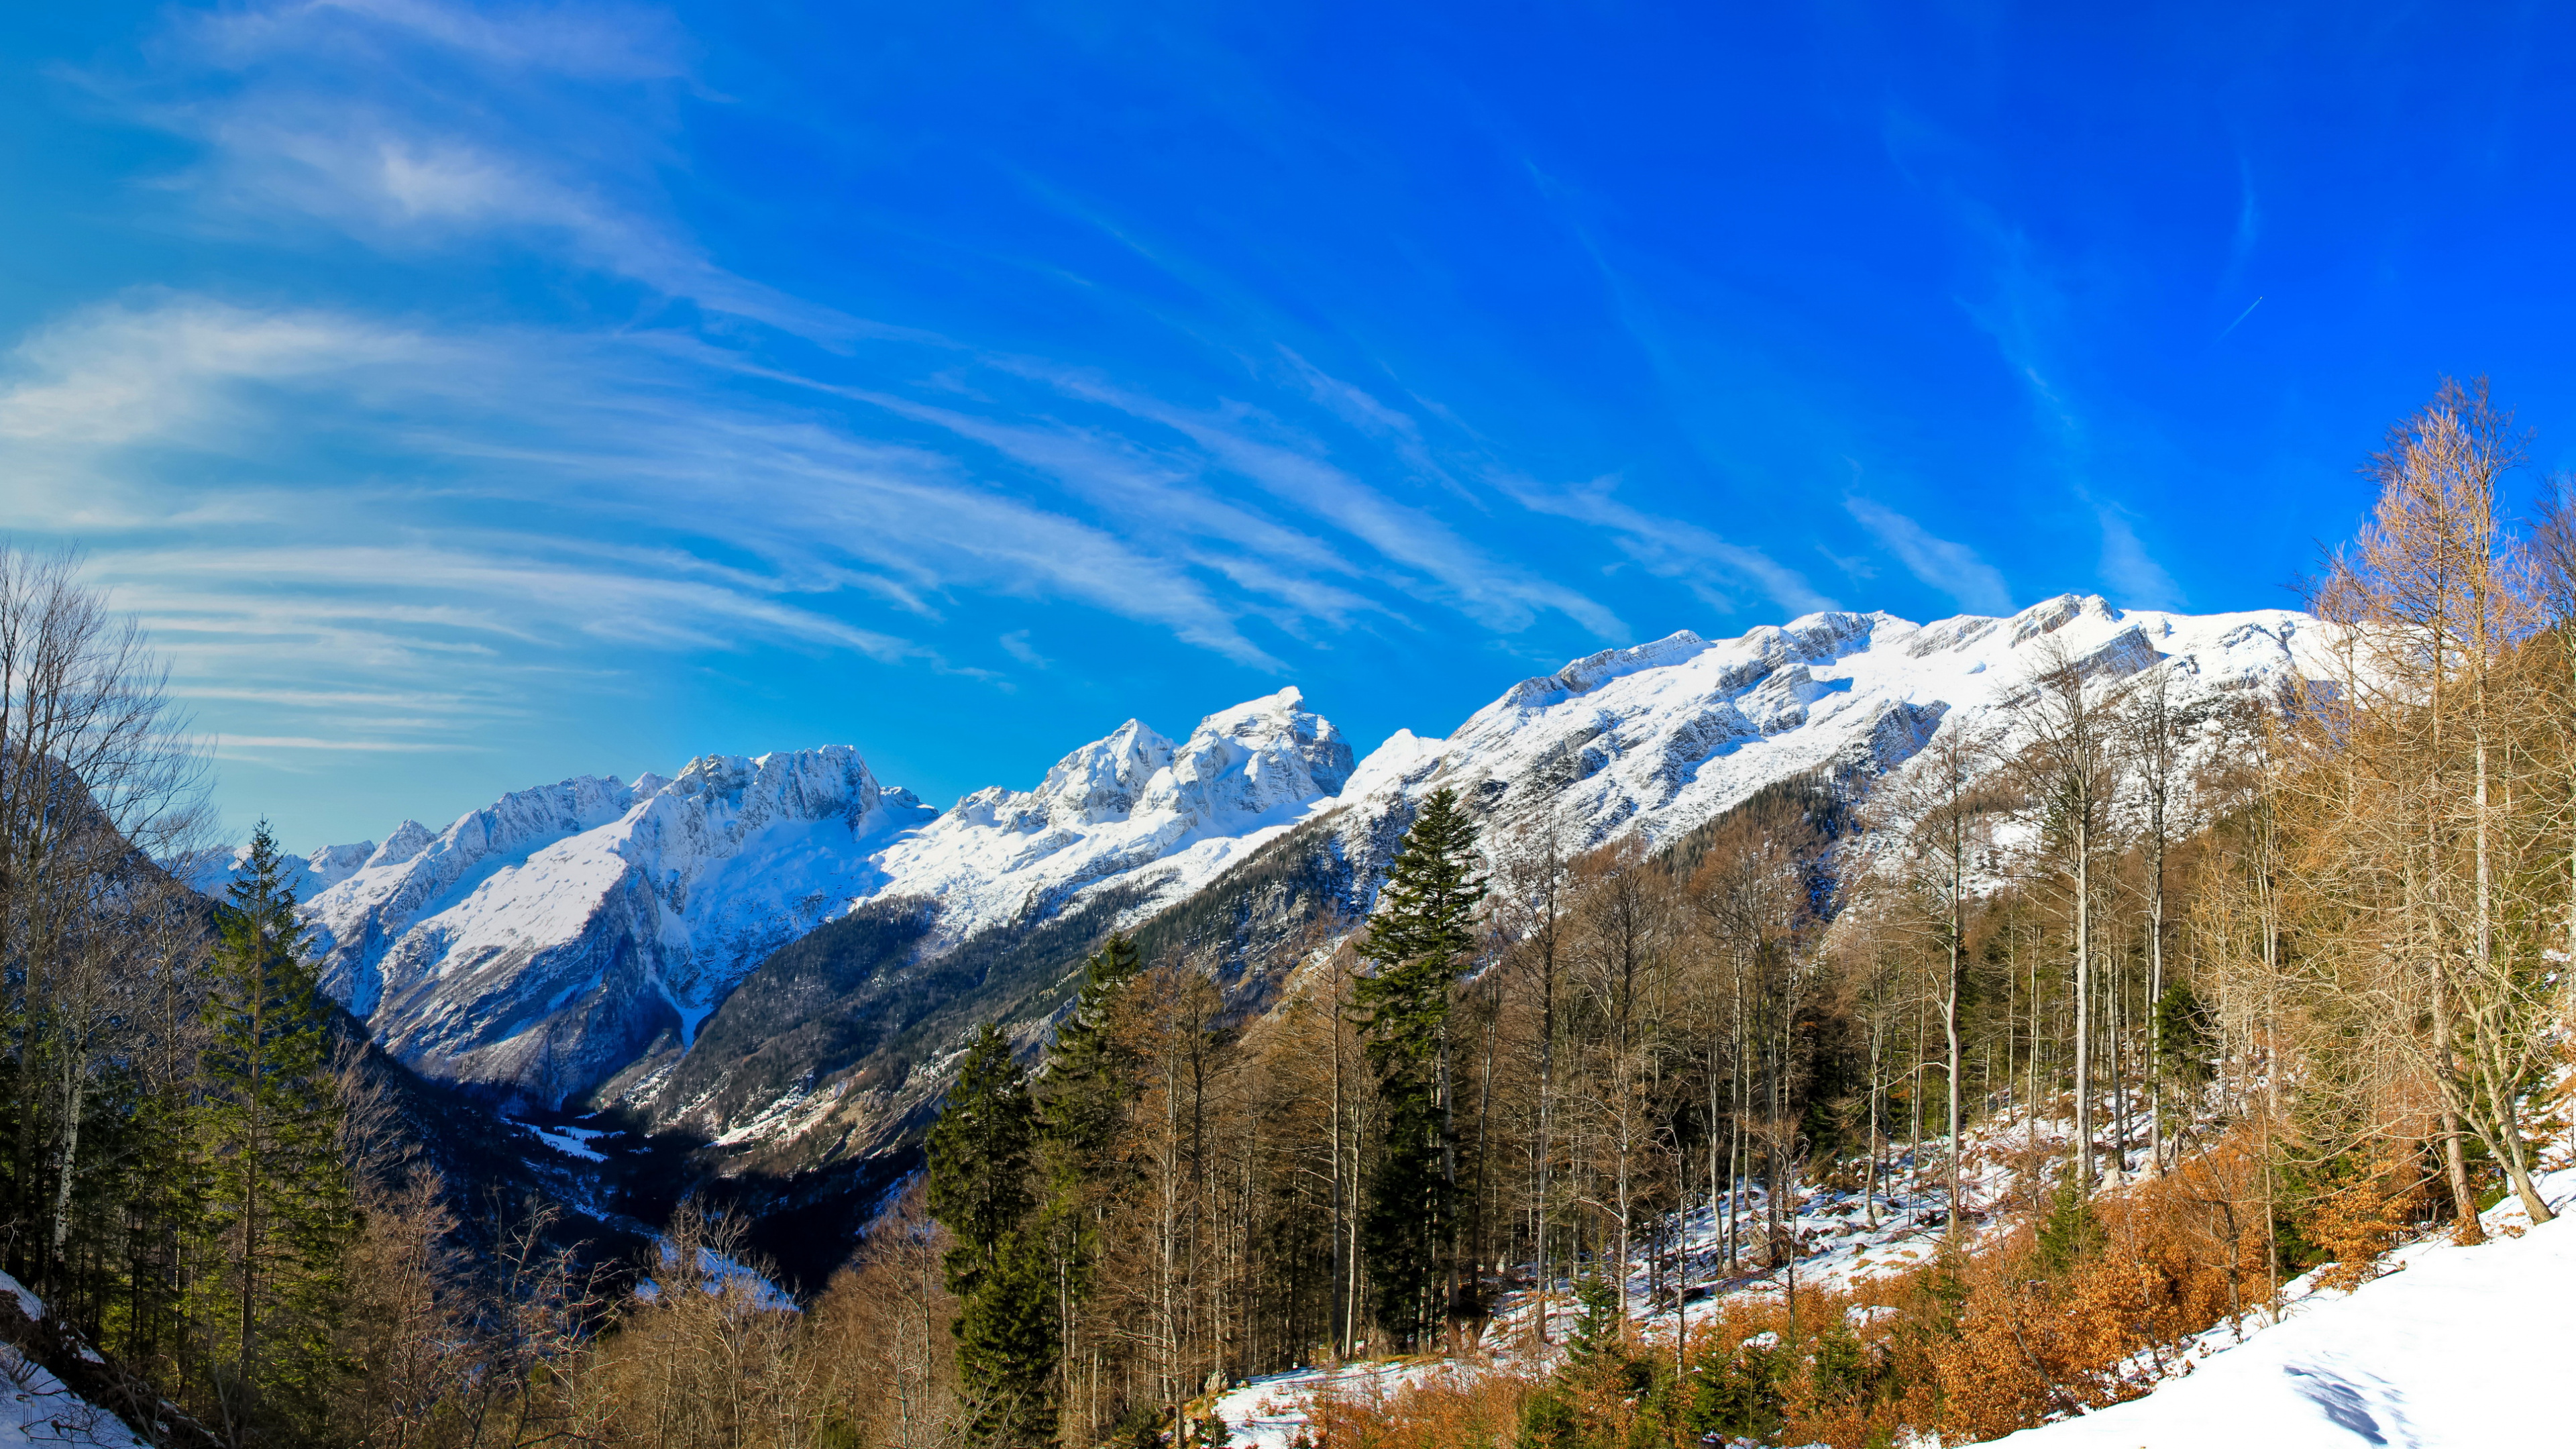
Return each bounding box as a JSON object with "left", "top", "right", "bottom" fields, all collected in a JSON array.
[{"left": 278, "top": 751, "right": 924, "bottom": 1104}]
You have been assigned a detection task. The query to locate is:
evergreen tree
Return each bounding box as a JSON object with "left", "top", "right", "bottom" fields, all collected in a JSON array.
[
  {"left": 926, "top": 1022, "right": 1056, "bottom": 1446},
  {"left": 2153, "top": 982, "right": 2216, "bottom": 1092},
  {"left": 1358, "top": 788, "right": 1487, "bottom": 1043},
  {"left": 1034, "top": 935, "right": 1143, "bottom": 1398},
  {"left": 2033, "top": 1179, "right": 2108, "bottom": 1278},
  {"left": 1354, "top": 788, "right": 1485, "bottom": 1346},
  {"left": 955, "top": 1233, "right": 1060, "bottom": 1448},
  {"left": 1040, "top": 934, "right": 1144, "bottom": 1181},
  {"left": 928, "top": 1024, "right": 1038, "bottom": 1294},
  {"left": 191, "top": 822, "right": 355, "bottom": 1445}
]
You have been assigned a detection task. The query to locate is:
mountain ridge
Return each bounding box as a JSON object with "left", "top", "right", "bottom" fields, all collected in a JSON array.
[{"left": 195, "top": 594, "right": 2326, "bottom": 1146}]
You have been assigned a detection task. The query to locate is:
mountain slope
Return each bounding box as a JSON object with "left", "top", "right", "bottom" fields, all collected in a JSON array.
[{"left": 607, "top": 595, "right": 2328, "bottom": 1161}]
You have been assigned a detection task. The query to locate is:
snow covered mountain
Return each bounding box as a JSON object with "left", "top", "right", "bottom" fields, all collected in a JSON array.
[
  {"left": 228, "top": 690, "right": 1350, "bottom": 1106},
  {"left": 870, "top": 688, "right": 1354, "bottom": 951},
  {"left": 218, "top": 595, "right": 2324, "bottom": 1114},
  {"left": 182, "top": 836, "right": 378, "bottom": 904},
  {"left": 1326, "top": 592, "right": 2315, "bottom": 864}
]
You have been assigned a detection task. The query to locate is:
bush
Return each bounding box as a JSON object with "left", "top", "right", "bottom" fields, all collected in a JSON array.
[
  {"left": 2033, "top": 1180, "right": 2108, "bottom": 1277},
  {"left": 1681, "top": 1339, "right": 1782, "bottom": 1442}
]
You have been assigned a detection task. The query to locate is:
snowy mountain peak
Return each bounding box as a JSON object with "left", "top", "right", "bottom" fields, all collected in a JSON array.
[
  {"left": 366, "top": 820, "right": 435, "bottom": 870},
  {"left": 1476, "top": 629, "right": 1718, "bottom": 720},
  {"left": 1363, "top": 599, "right": 2324, "bottom": 866},
  {"left": 183, "top": 836, "right": 380, "bottom": 902},
  {"left": 2008, "top": 591, "right": 2119, "bottom": 643},
  {"left": 1024, "top": 718, "right": 1177, "bottom": 828},
  {"left": 871, "top": 688, "right": 1356, "bottom": 961},
  {"left": 1143, "top": 686, "right": 1352, "bottom": 821},
  {"left": 287, "top": 749, "right": 928, "bottom": 1103}
]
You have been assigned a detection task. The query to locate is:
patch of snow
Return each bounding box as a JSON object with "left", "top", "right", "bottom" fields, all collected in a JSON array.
[
  {"left": 514, "top": 1119, "right": 607, "bottom": 1163},
  {"left": 0, "top": 1274, "right": 145, "bottom": 1449},
  {"left": 1211, "top": 1360, "right": 1449, "bottom": 1449},
  {"left": 635, "top": 1242, "right": 798, "bottom": 1314}
]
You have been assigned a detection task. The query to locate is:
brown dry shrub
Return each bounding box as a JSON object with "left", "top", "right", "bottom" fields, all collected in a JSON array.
[
  {"left": 1301, "top": 1130, "right": 2285, "bottom": 1448},
  {"left": 1926, "top": 1134, "right": 2273, "bottom": 1444},
  {"left": 1301, "top": 1360, "right": 1540, "bottom": 1449},
  {"left": 2302, "top": 1152, "right": 2424, "bottom": 1291}
]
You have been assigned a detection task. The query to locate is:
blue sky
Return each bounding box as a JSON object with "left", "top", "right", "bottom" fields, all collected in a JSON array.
[{"left": 4, "top": 2, "right": 2573, "bottom": 848}]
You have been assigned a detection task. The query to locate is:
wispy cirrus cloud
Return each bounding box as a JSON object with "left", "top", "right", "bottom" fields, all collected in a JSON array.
[
  {"left": 14, "top": 0, "right": 1894, "bottom": 839},
  {"left": 1844, "top": 498, "right": 2012, "bottom": 615},
  {"left": 1498, "top": 474, "right": 1835, "bottom": 619},
  {"left": 47, "top": 1, "right": 1714, "bottom": 688},
  {"left": 98, "top": 0, "right": 871, "bottom": 341},
  {"left": 0, "top": 295, "right": 1306, "bottom": 678},
  {"left": 2095, "top": 506, "right": 2185, "bottom": 612},
  {"left": 1044, "top": 372, "right": 1627, "bottom": 639}
]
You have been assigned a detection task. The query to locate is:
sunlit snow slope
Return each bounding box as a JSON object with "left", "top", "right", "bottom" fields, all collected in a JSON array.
[{"left": 1981, "top": 1167, "right": 2576, "bottom": 1448}]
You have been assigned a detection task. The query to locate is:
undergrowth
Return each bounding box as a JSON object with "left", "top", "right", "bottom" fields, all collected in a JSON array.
[{"left": 1287, "top": 1125, "right": 2418, "bottom": 1448}]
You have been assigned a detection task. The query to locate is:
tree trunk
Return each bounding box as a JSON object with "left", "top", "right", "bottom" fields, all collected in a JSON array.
[{"left": 2074, "top": 812, "right": 2094, "bottom": 1193}]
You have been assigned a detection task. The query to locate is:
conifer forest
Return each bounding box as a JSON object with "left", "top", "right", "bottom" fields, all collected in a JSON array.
[{"left": 5, "top": 384, "right": 2576, "bottom": 1448}]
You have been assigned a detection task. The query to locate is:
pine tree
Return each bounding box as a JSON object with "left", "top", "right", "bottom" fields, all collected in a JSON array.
[
  {"left": 928, "top": 1024, "right": 1038, "bottom": 1295},
  {"left": 955, "top": 1234, "right": 1060, "bottom": 1448},
  {"left": 926, "top": 1022, "right": 1056, "bottom": 1446},
  {"left": 1358, "top": 788, "right": 1487, "bottom": 1044},
  {"left": 1354, "top": 787, "right": 1485, "bottom": 1346},
  {"left": 191, "top": 822, "right": 355, "bottom": 1445}
]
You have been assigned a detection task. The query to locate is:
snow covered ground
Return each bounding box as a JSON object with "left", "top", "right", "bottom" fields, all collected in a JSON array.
[
  {"left": 1981, "top": 1159, "right": 2576, "bottom": 1448},
  {"left": 515, "top": 1117, "right": 612, "bottom": 1163},
  {"left": 1209, "top": 1148, "right": 1982, "bottom": 1448},
  {"left": 0, "top": 1273, "right": 144, "bottom": 1449}
]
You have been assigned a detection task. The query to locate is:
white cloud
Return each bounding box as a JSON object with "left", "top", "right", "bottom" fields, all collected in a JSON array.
[
  {"left": 1500, "top": 475, "right": 1835, "bottom": 619},
  {"left": 1844, "top": 498, "right": 2012, "bottom": 615},
  {"left": 104, "top": 0, "right": 866, "bottom": 343},
  {"left": 998, "top": 630, "right": 1046, "bottom": 667},
  {"left": 2096, "top": 507, "right": 2185, "bottom": 612},
  {"left": 0, "top": 295, "right": 1318, "bottom": 696},
  {"left": 213, "top": 734, "right": 465, "bottom": 751},
  {"left": 1012, "top": 367, "right": 1628, "bottom": 639}
]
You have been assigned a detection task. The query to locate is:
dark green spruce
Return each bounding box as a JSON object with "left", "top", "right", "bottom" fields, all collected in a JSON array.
[
  {"left": 191, "top": 821, "right": 358, "bottom": 1444},
  {"left": 1033, "top": 934, "right": 1143, "bottom": 1406},
  {"left": 1354, "top": 786, "right": 1486, "bottom": 1348},
  {"left": 926, "top": 1022, "right": 1059, "bottom": 1448}
]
